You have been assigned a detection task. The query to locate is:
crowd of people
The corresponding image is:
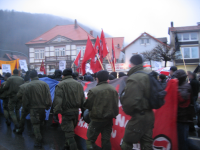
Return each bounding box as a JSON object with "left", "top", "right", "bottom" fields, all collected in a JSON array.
[{"left": 0, "top": 54, "right": 200, "bottom": 150}]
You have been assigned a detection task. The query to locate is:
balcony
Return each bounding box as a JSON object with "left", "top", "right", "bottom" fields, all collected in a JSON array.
[{"left": 45, "top": 56, "right": 72, "bottom": 62}]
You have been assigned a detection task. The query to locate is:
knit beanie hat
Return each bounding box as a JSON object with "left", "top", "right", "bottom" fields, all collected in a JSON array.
[
  {"left": 130, "top": 54, "right": 143, "bottom": 65},
  {"left": 96, "top": 70, "right": 109, "bottom": 82},
  {"left": 110, "top": 72, "right": 117, "bottom": 78},
  {"left": 63, "top": 68, "right": 72, "bottom": 76}
]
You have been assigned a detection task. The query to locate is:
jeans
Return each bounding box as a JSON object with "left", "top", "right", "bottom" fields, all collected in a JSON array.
[
  {"left": 75, "top": 135, "right": 87, "bottom": 150},
  {"left": 177, "top": 123, "right": 189, "bottom": 150}
]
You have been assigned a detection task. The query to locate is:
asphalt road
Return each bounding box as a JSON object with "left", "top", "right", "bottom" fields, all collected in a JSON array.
[{"left": 0, "top": 114, "right": 200, "bottom": 150}]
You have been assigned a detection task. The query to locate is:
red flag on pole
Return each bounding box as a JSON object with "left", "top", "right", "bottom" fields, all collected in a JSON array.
[
  {"left": 40, "top": 60, "right": 46, "bottom": 74},
  {"left": 111, "top": 38, "right": 116, "bottom": 72},
  {"left": 81, "top": 36, "right": 96, "bottom": 75},
  {"left": 74, "top": 50, "right": 81, "bottom": 72},
  {"left": 90, "top": 36, "right": 102, "bottom": 73},
  {"left": 100, "top": 30, "right": 108, "bottom": 58}
]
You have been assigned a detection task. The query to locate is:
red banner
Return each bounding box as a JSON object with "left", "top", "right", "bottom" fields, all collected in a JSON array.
[{"left": 74, "top": 77, "right": 178, "bottom": 150}]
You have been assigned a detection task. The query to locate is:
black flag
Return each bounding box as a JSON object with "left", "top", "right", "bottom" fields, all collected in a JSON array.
[
  {"left": 175, "top": 33, "right": 180, "bottom": 51},
  {"left": 193, "top": 64, "right": 200, "bottom": 73}
]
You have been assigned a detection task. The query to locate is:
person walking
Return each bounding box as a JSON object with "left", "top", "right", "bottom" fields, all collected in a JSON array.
[
  {"left": 3, "top": 69, "right": 24, "bottom": 131},
  {"left": 166, "top": 66, "right": 177, "bottom": 82},
  {"left": 16, "top": 72, "right": 30, "bottom": 134},
  {"left": 53, "top": 68, "right": 85, "bottom": 150},
  {"left": 22, "top": 70, "right": 52, "bottom": 148},
  {"left": 120, "top": 54, "right": 154, "bottom": 150},
  {"left": 84, "top": 70, "right": 119, "bottom": 150},
  {"left": 0, "top": 73, "right": 11, "bottom": 126}
]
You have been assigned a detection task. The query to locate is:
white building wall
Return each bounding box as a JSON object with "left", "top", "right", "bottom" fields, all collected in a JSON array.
[
  {"left": 125, "top": 36, "right": 172, "bottom": 69},
  {"left": 45, "top": 47, "right": 50, "bottom": 57}
]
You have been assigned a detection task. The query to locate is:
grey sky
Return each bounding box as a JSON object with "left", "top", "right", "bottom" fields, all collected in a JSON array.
[{"left": 0, "top": 0, "right": 200, "bottom": 45}]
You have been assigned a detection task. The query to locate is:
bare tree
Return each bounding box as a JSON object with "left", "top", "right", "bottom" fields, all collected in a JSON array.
[
  {"left": 152, "top": 45, "right": 177, "bottom": 67},
  {"left": 141, "top": 50, "right": 159, "bottom": 68}
]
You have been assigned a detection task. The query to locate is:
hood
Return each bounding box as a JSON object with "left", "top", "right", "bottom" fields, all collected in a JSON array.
[
  {"left": 173, "top": 69, "right": 187, "bottom": 79},
  {"left": 54, "top": 70, "right": 62, "bottom": 78}
]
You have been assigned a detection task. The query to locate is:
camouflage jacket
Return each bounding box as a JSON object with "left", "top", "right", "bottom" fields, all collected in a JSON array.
[
  {"left": 3, "top": 75, "right": 24, "bottom": 97},
  {"left": 17, "top": 81, "right": 30, "bottom": 103},
  {"left": 23, "top": 77, "right": 52, "bottom": 110},
  {"left": 120, "top": 64, "right": 151, "bottom": 116},
  {"left": 53, "top": 76, "right": 85, "bottom": 114},
  {"left": 84, "top": 81, "right": 119, "bottom": 122}
]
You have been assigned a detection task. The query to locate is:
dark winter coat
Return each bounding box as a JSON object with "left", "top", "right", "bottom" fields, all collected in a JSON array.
[{"left": 190, "top": 78, "right": 199, "bottom": 97}]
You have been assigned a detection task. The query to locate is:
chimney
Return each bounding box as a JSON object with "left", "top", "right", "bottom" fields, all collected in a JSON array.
[
  {"left": 171, "top": 21, "right": 174, "bottom": 27},
  {"left": 90, "top": 30, "right": 93, "bottom": 36},
  {"left": 74, "top": 19, "right": 78, "bottom": 29},
  {"left": 197, "top": 22, "right": 200, "bottom": 26}
]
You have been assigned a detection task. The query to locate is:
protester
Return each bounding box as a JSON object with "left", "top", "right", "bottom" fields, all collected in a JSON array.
[
  {"left": 188, "top": 72, "right": 200, "bottom": 114},
  {"left": 53, "top": 68, "right": 85, "bottom": 150},
  {"left": 84, "top": 70, "right": 119, "bottom": 150},
  {"left": 173, "top": 69, "right": 195, "bottom": 150},
  {"left": 38, "top": 74, "right": 43, "bottom": 78},
  {"left": 54, "top": 70, "right": 62, "bottom": 81},
  {"left": 2, "top": 69, "right": 24, "bottom": 132},
  {"left": 119, "top": 72, "right": 126, "bottom": 78},
  {"left": 0, "top": 73, "right": 11, "bottom": 126},
  {"left": 72, "top": 72, "right": 79, "bottom": 80},
  {"left": 16, "top": 72, "right": 30, "bottom": 134},
  {"left": 110, "top": 72, "right": 117, "bottom": 78},
  {"left": 166, "top": 66, "right": 177, "bottom": 82},
  {"left": 79, "top": 76, "right": 83, "bottom": 81},
  {"left": 159, "top": 74, "right": 167, "bottom": 89},
  {"left": 84, "top": 75, "right": 94, "bottom": 81},
  {"left": 108, "top": 74, "right": 115, "bottom": 80},
  {"left": 120, "top": 54, "right": 154, "bottom": 150},
  {"left": 22, "top": 70, "right": 52, "bottom": 148}
]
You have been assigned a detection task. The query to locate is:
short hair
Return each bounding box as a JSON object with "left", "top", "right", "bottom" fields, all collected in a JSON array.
[
  {"left": 159, "top": 74, "right": 166, "bottom": 80},
  {"left": 13, "top": 69, "right": 19, "bottom": 75},
  {"left": 5, "top": 73, "right": 11, "bottom": 78},
  {"left": 170, "top": 66, "right": 177, "bottom": 72},
  {"left": 30, "top": 70, "right": 38, "bottom": 78}
]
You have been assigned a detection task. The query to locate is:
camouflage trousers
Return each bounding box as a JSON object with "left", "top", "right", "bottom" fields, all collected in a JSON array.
[
  {"left": 121, "top": 110, "right": 154, "bottom": 150},
  {"left": 8, "top": 96, "right": 21, "bottom": 126},
  {"left": 3, "top": 98, "right": 10, "bottom": 120},
  {"left": 61, "top": 111, "right": 79, "bottom": 150},
  {"left": 19, "top": 108, "right": 29, "bottom": 130},
  {"left": 30, "top": 108, "right": 46, "bottom": 143},
  {"left": 87, "top": 119, "right": 113, "bottom": 150}
]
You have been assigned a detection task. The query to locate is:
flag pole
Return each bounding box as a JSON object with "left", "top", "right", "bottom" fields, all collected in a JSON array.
[
  {"left": 180, "top": 47, "right": 187, "bottom": 72},
  {"left": 71, "top": 61, "right": 74, "bottom": 68},
  {"left": 96, "top": 54, "right": 104, "bottom": 70},
  {"left": 107, "top": 55, "right": 114, "bottom": 72}
]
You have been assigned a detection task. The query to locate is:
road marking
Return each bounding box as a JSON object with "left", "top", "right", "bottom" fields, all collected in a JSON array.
[{"left": 189, "top": 137, "right": 200, "bottom": 141}]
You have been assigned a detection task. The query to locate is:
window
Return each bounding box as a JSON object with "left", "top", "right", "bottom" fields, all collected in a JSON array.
[
  {"left": 35, "top": 50, "right": 39, "bottom": 59},
  {"left": 55, "top": 47, "right": 65, "bottom": 56},
  {"left": 177, "top": 32, "right": 198, "bottom": 41},
  {"left": 35, "top": 49, "right": 44, "bottom": 59},
  {"left": 76, "top": 46, "right": 86, "bottom": 57},
  {"left": 141, "top": 38, "right": 150, "bottom": 45},
  {"left": 181, "top": 47, "right": 199, "bottom": 59}
]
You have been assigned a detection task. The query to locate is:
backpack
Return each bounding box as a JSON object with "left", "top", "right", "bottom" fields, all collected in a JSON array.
[{"left": 133, "top": 71, "right": 167, "bottom": 109}]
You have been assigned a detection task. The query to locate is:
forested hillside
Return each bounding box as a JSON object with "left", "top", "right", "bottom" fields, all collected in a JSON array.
[{"left": 0, "top": 10, "right": 108, "bottom": 57}]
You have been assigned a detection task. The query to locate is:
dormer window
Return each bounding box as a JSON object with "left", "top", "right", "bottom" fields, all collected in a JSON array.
[
  {"left": 141, "top": 38, "right": 150, "bottom": 45},
  {"left": 177, "top": 32, "right": 198, "bottom": 41}
]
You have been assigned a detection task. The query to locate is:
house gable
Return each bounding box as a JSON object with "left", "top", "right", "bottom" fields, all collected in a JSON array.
[{"left": 47, "top": 35, "right": 72, "bottom": 44}]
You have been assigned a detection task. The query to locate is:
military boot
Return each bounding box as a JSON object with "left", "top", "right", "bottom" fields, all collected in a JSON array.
[
  {"left": 13, "top": 125, "right": 19, "bottom": 132},
  {"left": 6, "top": 119, "right": 11, "bottom": 126},
  {"left": 16, "top": 127, "right": 24, "bottom": 134}
]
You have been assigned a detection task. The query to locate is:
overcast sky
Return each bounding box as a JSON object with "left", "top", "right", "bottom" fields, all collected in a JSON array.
[{"left": 1, "top": 0, "right": 200, "bottom": 45}]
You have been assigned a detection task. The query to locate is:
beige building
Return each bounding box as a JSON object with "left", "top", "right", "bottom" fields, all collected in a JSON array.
[{"left": 169, "top": 22, "right": 200, "bottom": 71}]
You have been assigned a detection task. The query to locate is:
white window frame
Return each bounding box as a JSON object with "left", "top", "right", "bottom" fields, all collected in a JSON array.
[
  {"left": 35, "top": 50, "right": 40, "bottom": 59},
  {"left": 40, "top": 50, "right": 44, "bottom": 59},
  {"left": 181, "top": 47, "right": 199, "bottom": 59},
  {"left": 177, "top": 32, "right": 198, "bottom": 42},
  {"left": 60, "top": 48, "right": 65, "bottom": 56},
  {"left": 140, "top": 38, "right": 150, "bottom": 45}
]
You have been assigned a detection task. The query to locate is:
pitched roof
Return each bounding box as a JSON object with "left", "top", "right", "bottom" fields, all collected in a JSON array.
[
  {"left": 122, "top": 32, "right": 169, "bottom": 52},
  {"left": 169, "top": 25, "right": 200, "bottom": 33},
  {"left": 156, "top": 37, "right": 167, "bottom": 43},
  {"left": 3, "top": 53, "right": 28, "bottom": 62},
  {"left": 105, "top": 37, "right": 124, "bottom": 59},
  {"left": 26, "top": 25, "right": 95, "bottom": 45}
]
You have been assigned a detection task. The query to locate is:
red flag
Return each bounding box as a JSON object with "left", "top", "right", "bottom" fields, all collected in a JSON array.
[
  {"left": 81, "top": 36, "right": 96, "bottom": 75},
  {"left": 90, "top": 36, "right": 102, "bottom": 73},
  {"left": 74, "top": 50, "right": 81, "bottom": 72},
  {"left": 111, "top": 38, "right": 116, "bottom": 72},
  {"left": 40, "top": 60, "right": 46, "bottom": 74},
  {"left": 100, "top": 30, "right": 108, "bottom": 58}
]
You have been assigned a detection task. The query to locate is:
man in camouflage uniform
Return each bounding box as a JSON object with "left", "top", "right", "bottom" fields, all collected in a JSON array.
[
  {"left": 120, "top": 55, "right": 154, "bottom": 150},
  {"left": 16, "top": 71, "right": 30, "bottom": 134},
  {"left": 0, "top": 73, "right": 11, "bottom": 126},
  {"left": 22, "top": 70, "right": 52, "bottom": 148},
  {"left": 3, "top": 69, "right": 24, "bottom": 131},
  {"left": 84, "top": 70, "right": 119, "bottom": 150},
  {"left": 53, "top": 68, "right": 85, "bottom": 150}
]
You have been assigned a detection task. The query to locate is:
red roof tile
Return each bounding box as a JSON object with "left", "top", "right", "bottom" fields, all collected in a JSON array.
[
  {"left": 122, "top": 32, "right": 169, "bottom": 52},
  {"left": 26, "top": 25, "right": 95, "bottom": 45},
  {"left": 105, "top": 37, "right": 124, "bottom": 59}
]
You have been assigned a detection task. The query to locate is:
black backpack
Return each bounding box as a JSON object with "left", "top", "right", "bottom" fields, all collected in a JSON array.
[{"left": 134, "top": 71, "right": 167, "bottom": 109}]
